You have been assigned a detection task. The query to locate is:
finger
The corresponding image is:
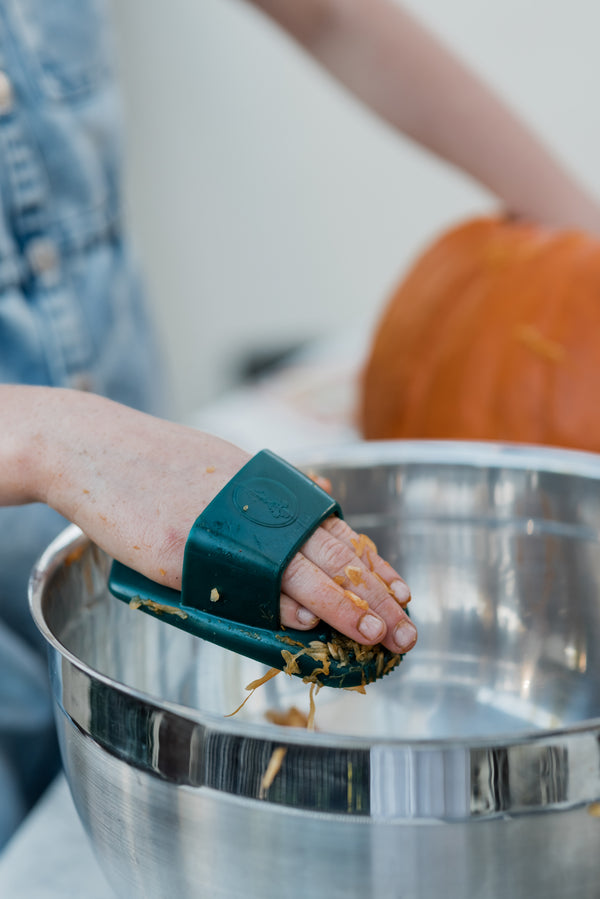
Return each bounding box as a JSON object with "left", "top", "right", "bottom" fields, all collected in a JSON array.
[
  {"left": 322, "top": 516, "right": 411, "bottom": 607},
  {"left": 306, "top": 473, "right": 333, "bottom": 494},
  {"left": 280, "top": 594, "right": 320, "bottom": 630},
  {"left": 298, "top": 520, "right": 417, "bottom": 654},
  {"left": 281, "top": 552, "right": 389, "bottom": 647}
]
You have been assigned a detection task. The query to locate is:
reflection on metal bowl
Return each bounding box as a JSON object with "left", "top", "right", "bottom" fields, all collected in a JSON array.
[{"left": 29, "top": 441, "right": 600, "bottom": 898}]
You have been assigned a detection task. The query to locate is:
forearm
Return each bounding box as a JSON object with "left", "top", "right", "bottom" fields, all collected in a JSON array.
[
  {"left": 250, "top": 0, "right": 600, "bottom": 232},
  {"left": 0, "top": 383, "right": 246, "bottom": 540}
]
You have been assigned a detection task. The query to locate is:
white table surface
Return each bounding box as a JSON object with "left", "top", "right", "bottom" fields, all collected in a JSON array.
[
  {"left": 0, "top": 330, "right": 365, "bottom": 897},
  {"left": 0, "top": 776, "right": 114, "bottom": 898}
]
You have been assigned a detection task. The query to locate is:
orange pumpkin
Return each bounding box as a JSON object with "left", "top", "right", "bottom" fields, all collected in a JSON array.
[{"left": 359, "top": 216, "right": 600, "bottom": 452}]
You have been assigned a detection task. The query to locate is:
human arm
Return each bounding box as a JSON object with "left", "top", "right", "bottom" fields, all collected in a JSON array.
[
  {"left": 3, "top": 385, "right": 416, "bottom": 654},
  {"left": 247, "top": 0, "right": 600, "bottom": 234}
]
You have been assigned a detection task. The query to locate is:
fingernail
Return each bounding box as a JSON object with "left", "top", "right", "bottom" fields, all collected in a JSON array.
[
  {"left": 358, "top": 613, "right": 386, "bottom": 644},
  {"left": 391, "top": 579, "right": 411, "bottom": 606},
  {"left": 296, "top": 606, "right": 319, "bottom": 627},
  {"left": 394, "top": 620, "right": 417, "bottom": 653}
]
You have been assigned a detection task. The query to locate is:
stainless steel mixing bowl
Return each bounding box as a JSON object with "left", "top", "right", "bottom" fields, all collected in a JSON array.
[{"left": 29, "top": 441, "right": 600, "bottom": 898}]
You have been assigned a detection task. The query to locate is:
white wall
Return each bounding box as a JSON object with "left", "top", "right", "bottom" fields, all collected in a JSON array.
[{"left": 109, "top": 0, "right": 600, "bottom": 420}]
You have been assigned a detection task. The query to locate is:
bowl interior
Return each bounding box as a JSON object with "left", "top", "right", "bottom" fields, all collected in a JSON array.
[{"left": 40, "top": 445, "right": 600, "bottom": 742}]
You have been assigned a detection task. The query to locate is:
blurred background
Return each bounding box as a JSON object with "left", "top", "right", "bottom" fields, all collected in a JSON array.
[{"left": 108, "top": 0, "right": 600, "bottom": 421}]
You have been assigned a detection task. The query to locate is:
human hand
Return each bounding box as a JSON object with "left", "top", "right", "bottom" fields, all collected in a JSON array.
[{"left": 6, "top": 386, "right": 416, "bottom": 655}]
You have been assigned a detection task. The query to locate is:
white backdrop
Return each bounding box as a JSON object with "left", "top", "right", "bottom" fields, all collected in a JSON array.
[{"left": 109, "top": 0, "right": 600, "bottom": 419}]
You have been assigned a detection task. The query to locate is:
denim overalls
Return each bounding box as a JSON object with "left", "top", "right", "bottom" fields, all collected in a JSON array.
[{"left": 0, "top": 0, "right": 166, "bottom": 846}]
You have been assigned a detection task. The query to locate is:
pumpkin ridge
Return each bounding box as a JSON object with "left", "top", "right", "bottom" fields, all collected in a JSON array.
[{"left": 492, "top": 231, "right": 566, "bottom": 443}]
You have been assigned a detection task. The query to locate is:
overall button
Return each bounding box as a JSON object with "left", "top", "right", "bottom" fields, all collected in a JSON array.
[
  {"left": 70, "top": 373, "right": 94, "bottom": 392},
  {"left": 0, "top": 71, "right": 13, "bottom": 115},
  {"left": 27, "top": 238, "right": 61, "bottom": 287},
  {"left": 27, "top": 238, "right": 59, "bottom": 276}
]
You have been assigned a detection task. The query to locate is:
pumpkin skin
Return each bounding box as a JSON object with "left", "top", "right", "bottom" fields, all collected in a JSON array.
[{"left": 359, "top": 216, "right": 600, "bottom": 452}]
